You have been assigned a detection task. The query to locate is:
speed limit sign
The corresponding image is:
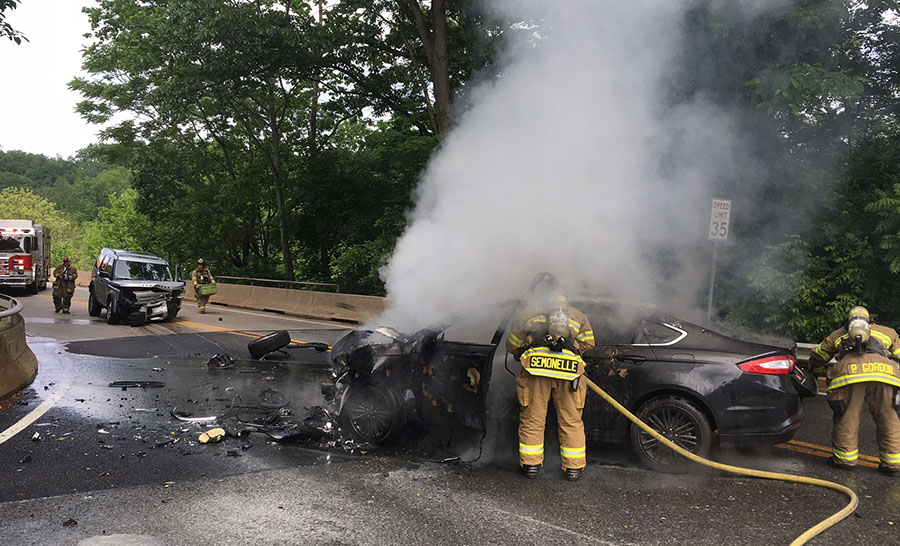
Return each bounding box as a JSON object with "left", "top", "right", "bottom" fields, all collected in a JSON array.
[{"left": 709, "top": 198, "right": 731, "bottom": 241}]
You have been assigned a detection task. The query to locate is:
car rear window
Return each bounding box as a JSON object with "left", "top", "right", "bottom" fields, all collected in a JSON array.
[{"left": 114, "top": 260, "right": 172, "bottom": 281}]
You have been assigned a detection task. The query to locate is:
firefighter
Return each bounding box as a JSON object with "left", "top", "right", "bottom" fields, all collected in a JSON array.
[
  {"left": 190, "top": 258, "right": 215, "bottom": 314},
  {"left": 807, "top": 306, "right": 900, "bottom": 476},
  {"left": 506, "top": 272, "right": 595, "bottom": 481},
  {"left": 52, "top": 257, "right": 77, "bottom": 314}
]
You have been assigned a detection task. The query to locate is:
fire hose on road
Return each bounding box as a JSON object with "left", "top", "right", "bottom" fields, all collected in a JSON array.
[{"left": 584, "top": 376, "right": 858, "bottom": 546}]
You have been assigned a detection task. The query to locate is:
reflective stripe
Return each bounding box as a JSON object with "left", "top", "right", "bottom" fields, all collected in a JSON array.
[
  {"left": 893, "top": 347, "right": 900, "bottom": 359},
  {"left": 828, "top": 373, "right": 900, "bottom": 390},
  {"left": 560, "top": 445, "right": 586, "bottom": 459},
  {"left": 833, "top": 447, "right": 858, "bottom": 462},
  {"left": 577, "top": 330, "right": 594, "bottom": 343},
  {"left": 870, "top": 330, "right": 891, "bottom": 347},
  {"left": 525, "top": 315, "right": 547, "bottom": 329},
  {"left": 814, "top": 345, "right": 831, "bottom": 360},
  {"left": 880, "top": 451, "right": 900, "bottom": 464},
  {"left": 508, "top": 332, "right": 524, "bottom": 348},
  {"left": 568, "top": 318, "right": 581, "bottom": 331},
  {"left": 519, "top": 443, "right": 544, "bottom": 455}
]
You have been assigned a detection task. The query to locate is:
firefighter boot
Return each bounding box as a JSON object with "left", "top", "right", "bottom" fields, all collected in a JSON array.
[
  {"left": 878, "top": 464, "right": 899, "bottom": 477},
  {"left": 521, "top": 464, "right": 541, "bottom": 479},
  {"left": 565, "top": 468, "right": 583, "bottom": 482}
]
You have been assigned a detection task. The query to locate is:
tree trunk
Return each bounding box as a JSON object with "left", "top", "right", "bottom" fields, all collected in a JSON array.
[
  {"left": 266, "top": 77, "right": 296, "bottom": 281},
  {"left": 405, "top": 0, "right": 452, "bottom": 134}
]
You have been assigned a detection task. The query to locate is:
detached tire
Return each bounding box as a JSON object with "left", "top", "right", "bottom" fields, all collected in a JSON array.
[
  {"left": 339, "top": 384, "right": 406, "bottom": 445},
  {"left": 630, "top": 396, "right": 712, "bottom": 473},
  {"left": 248, "top": 330, "right": 291, "bottom": 359}
]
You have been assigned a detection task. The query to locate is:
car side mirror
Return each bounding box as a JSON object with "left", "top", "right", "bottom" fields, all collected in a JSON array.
[{"left": 97, "top": 269, "right": 110, "bottom": 278}]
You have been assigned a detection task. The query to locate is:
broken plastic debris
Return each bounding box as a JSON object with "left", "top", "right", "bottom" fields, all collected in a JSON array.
[
  {"left": 31, "top": 432, "right": 40, "bottom": 441},
  {"left": 198, "top": 428, "right": 226, "bottom": 444},
  {"left": 108, "top": 381, "right": 165, "bottom": 390},
  {"left": 207, "top": 353, "right": 235, "bottom": 370},
  {"left": 170, "top": 409, "right": 218, "bottom": 423}
]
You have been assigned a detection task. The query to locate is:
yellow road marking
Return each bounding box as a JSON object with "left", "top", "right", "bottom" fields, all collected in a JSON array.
[
  {"left": 776, "top": 440, "right": 879, "bottom": 468},
  {"left": 176, "top": 320, "right": 331, "bottom": 350}
]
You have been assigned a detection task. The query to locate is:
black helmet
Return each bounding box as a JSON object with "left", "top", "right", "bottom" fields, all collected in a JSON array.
[{"left": 529, "top": 272, "right": 558, "bottom": 294}]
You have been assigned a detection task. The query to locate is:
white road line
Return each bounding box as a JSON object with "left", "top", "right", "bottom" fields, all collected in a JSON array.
[
  {"left": 509, "top": 513, "right": 632, "bottom": 546},
  {"left": 0, "top": 383, "right": 69, "bottom": 445}
]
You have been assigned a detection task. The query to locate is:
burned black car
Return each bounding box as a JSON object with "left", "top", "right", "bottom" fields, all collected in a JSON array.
[
  {"left": 324, "top": 299, "right": 816, "bottom": 472},
  {"left": 88, "top": 248, "right": 184, "bottom": 326}
]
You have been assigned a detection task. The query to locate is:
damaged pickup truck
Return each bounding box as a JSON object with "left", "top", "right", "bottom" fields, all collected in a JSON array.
[
  {"left": 324, "top": 299, "right": 817, "bottom": 471},
  {"left": 88, "top": 248, "right": 185, "bottom": 326}
]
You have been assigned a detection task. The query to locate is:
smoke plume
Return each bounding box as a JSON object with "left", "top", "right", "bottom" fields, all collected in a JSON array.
[{"left": 379, "top": 0, "right": 790, "bottom": 330}]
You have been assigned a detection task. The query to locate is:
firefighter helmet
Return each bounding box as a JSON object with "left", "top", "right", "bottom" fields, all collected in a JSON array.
[
  {"left": 528, "top": 272, "right": 558, "bottom": 294},
  {"left": 197, "top": 258, "right": 205, "bottom": 265},
  {"left": 848, "top": 306, "right": 869, "bottom": 322}
]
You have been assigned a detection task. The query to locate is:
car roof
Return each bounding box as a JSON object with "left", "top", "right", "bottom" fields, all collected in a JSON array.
[{"left": 102, "top": 248, "right": 167, "bottom": 263}]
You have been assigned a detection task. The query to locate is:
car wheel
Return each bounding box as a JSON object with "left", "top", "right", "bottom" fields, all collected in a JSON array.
[
  {"left": 106, "top": 297, "right": 120, "bottom": 325},
  {"left": 88, "top": 292, "right": 102, "bottom": 317},
  {"left": 630, "top": 396, "right": 712, "bottom": 473},
  {"left": 339, "top": 384, "right": 406, "bottom": 445},
  {"left": 247, "top": 330, "right": 291, "bottom": 359}
]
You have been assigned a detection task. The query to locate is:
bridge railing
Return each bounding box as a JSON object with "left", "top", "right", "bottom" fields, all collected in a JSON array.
[
  {"left": 213, "top": 276, "right": 340, "bottom": 293},
  {"left": 0, "top": 293, "right": 23, "bottom": 320},
  {"left": 0, "top": 292, "right": 38, "bottom": 399}
]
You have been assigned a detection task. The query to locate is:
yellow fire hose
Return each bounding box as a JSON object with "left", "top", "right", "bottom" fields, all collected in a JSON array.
[{"left": 584, "top": 376, "right": 858, "bottom": 546}]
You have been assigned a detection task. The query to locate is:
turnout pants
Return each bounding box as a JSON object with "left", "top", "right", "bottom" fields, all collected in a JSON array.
[
  {"left": 195, "top": 292, "right": 210, "bottom": 312},
  {"left": 831, "top": 381, "right": 900, "bottom": 470},
  {"left": 53, "top": 294, "right": 72, "bottom": 312},
  {"left": 517, "top": 372, "right": 588, "bottom": 470}
]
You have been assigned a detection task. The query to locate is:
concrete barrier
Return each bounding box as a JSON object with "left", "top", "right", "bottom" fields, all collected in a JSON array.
[
  {"left": 183, "top": 282, "right": 385, "bottom": 323},
  {"left": 0, "top": 309, "right": 38, "bottom": 401}
]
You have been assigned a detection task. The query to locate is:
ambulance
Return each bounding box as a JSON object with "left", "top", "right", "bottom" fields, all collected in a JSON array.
[{"left": 0, "top": 220, "right": 51, "bottom": 293}]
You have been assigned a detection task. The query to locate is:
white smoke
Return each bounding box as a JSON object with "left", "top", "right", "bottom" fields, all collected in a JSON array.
[{"left": 379, "top": 0, "right": 789, "bottom": 330}]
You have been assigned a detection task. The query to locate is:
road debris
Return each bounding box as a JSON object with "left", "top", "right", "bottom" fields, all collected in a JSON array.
[
  {"left": 199, "top": 427, "right": 226, "bottom": 444},
  {"left": 108, "top": 381, "right": 165, "bottom": 390},
  {"left": 207, "top": 353, "right": 234, "bottom": 370}
]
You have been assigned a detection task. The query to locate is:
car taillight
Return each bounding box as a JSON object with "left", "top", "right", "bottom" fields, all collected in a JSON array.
[{"left": 737, "top": 355, "right": 795, "bottom": 375}]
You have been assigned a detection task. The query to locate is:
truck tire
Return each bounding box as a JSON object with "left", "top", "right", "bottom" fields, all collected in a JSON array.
[
  {"left": 88, "top": 292, "right": 102, "bottom": 317},
  {"left": 29, "top": 281, "right": 38, "bottom": 294},
  {"left": 106, "top": 297, "right": 120, "bottom": 325},
  {"left": 248, "top": 330, "right": 291, "bottom": 359}
]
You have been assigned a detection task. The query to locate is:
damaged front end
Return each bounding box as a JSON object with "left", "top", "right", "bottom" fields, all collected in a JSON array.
[
  {"left": 114, "top": 282, "right": 184, "bottom": 326},
  {"left": 324, "top": 322, "right": 500, "bottom": 447}
]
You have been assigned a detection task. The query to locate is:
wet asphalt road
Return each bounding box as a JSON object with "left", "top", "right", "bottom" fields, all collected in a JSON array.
[{"left": 1, "top": 288, "right": 899, "bottom": 545}]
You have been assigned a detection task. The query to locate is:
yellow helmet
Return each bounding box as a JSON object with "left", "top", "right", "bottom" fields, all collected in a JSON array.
[{"left": 848, "top": 306, "right": 869, "bottom": 322}]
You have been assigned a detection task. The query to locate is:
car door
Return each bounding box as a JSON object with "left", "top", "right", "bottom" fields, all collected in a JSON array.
[
  {"left": 93, "top": 255, "right": 113, "bottom": 305},
  {"left": 416, "top": 306, "right": 512, "bottom": 433}
]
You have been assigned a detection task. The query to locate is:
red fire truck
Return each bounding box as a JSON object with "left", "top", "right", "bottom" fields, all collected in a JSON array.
[{"left": 0, "top": 220, "right": 51, "bottom": 294}]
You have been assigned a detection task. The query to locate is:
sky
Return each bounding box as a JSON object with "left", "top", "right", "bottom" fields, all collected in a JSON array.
[{"left": 0, "top": 1, "right": 98, "bottom": 158}]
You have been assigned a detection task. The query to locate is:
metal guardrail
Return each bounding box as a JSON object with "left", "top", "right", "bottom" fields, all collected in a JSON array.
[
  {"left": 214, "top": 276, "right": 340, "bottom": 293},
  {"left": 0, "top": 293, "right": 23, "bottom": 319}
]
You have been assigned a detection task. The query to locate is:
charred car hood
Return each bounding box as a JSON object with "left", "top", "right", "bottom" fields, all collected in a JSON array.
[{"left": 109, "top": 280, "right": 184, "bottom": 291}]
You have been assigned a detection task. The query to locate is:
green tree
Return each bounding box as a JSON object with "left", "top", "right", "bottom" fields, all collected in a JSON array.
[{"left": 0, "top": 0, "right": 26, "bottom": 44}]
